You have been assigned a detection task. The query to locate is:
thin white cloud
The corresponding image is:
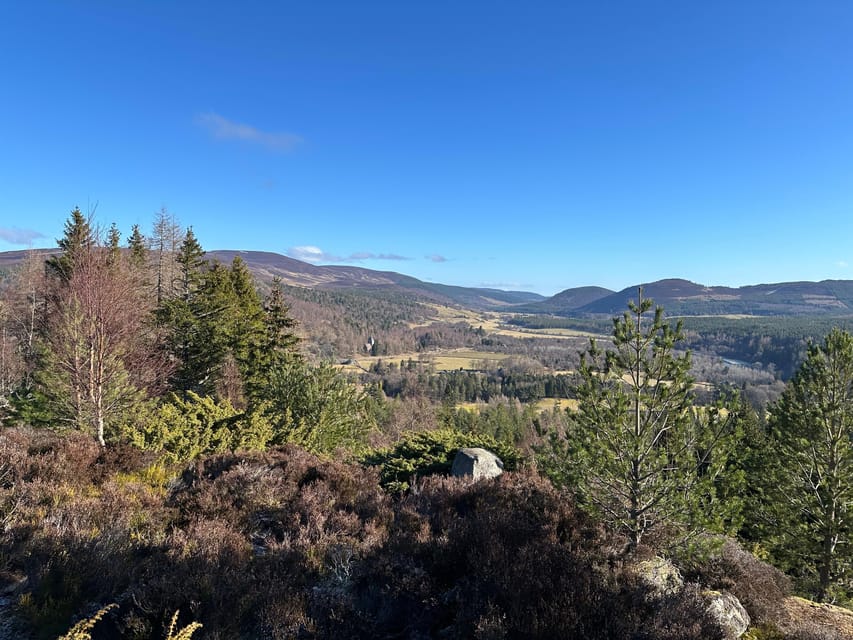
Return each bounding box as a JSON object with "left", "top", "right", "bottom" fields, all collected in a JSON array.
[
  {"left": 196, "top": 112, "right": 302, "bottom": 152},
  {"left": 0, "top": 227, "right": 46, "bottom": 245},
  {"left": 287, "top": 246, "right": 340, "bottom": 263},
  {"left": 837, "top": 260, "right": 849, "bottom": 268},
  {"left": 426, "top": 254, "right": 448, "bottom": 263}
]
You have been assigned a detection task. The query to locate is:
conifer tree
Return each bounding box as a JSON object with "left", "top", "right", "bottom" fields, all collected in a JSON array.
[
  {"left": 127, "top": 223, "right": 147, "bottom": 270},
  {"left": 770, "top": 328, "right": 853, "bottom": 601},
  {"left": 264, "top": 277, "right": 300, "bottom": 361},
  {"left": 544, "top": 289, "right": 738, "bottom": 553},
  {"left": 175, "top": 227, "right": 205, "bottom": 300},
  {"left": 157, "top": 228, "right": 209, "bottom": 396},
  {"left": 240, "top": 275, "right": 301, "bottom": 406},
  {"left": 107, "top": 222, "right": 121, "bottom": 265},
  {"left": 46, "top": 207, "right": 95, "bottom": 280},
  {"left": 151, "top": 207, "right": 182, "bottom": 304},
  {"left": 225, "top": 256, "right": 267, "bottom": 404}
]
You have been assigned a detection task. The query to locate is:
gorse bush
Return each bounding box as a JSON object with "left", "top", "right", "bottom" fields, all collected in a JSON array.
[
  {"left": 120, "top": 362, "right": 377, "bottom": 463},
  {"left": 119, "top": 392, "right": 274, "bottom": 462}
]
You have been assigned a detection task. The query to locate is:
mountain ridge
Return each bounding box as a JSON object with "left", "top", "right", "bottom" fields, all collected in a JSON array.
[
  {"left": 531, "top": 278, "right": 853, "bottom": 317},
  {"left": 4, "top": 248, "right": 853, "bottom": 316}
]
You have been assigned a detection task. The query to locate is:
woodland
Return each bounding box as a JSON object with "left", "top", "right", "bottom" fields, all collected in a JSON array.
[{"left": 1, "top": 208, "right": 853, "bottom": 639}]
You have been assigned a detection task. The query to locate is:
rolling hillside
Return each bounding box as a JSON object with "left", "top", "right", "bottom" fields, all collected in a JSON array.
[
  {"left": 207, "top": 250, "right": 546, "bottom": 309},
  {"left": 523, "top": 278, "right": 853, "bottom": 317},
  {"left": 509, "top": 286, "right": 613, "bottom": 315},
  {"left": 5, "top": 247, "right": 853, "bottom": 317}
]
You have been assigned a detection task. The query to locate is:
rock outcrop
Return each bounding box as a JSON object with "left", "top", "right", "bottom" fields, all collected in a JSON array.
[
  {"left": 451, "top": 447, "right": 504, "bottom": 481},
  {"left": 633, "top": 557, "right": 684, "bottom": 597},
  {"left": 630, "top": 558, "right": 750, "bottom": 639},
  {"left": 704, "top": 590, "right": 750, "bottom": 639}
]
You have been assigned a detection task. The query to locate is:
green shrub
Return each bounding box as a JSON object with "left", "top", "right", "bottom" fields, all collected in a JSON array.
[
  {"left": 120, "top": 392, "right": 273, "bottom": 462},
  {"left": 258, "top": 361, "right": 376, "bottom": 455},
  {"left": 362, "top": 428, "right": 522, "bottom": 491}
]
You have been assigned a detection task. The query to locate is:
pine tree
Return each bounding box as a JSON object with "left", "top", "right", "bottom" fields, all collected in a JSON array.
[
  {"left": 225, "top": 256, "right": 266, "bottom": 405},
  {"left": 107, "top": 222, "right": 121, "bottom": 265},
  {"left": 174, "top": 227, "right": 205, "bottom": 300},
  {"left": 46, "top": 207, "right": 95, "bottom": 280},
  {"left": 157, "top": 228, "right": 209, "bottom": 396},
  {"left": 264, "top": 277, "right": 300, "bottom": 361},
  {"left": 543, "top": 289, "right": 738, "bottom": 553},
  {"left": 770, "top": 328, "right": 853, "bottom": 601},
  {"left": 127, "top": 223, "right": 147, "bottom": 269}
]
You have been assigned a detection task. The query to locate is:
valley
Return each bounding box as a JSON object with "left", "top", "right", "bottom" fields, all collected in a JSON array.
[{"left": 0, "top": 233, "right": 848, "bottom": 639}]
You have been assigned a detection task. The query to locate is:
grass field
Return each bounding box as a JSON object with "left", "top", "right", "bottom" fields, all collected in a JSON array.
[
  {"left": 431, "top": 349, "right": 510, "bottom": 370},
  {"left": 534, "top": 397, "right": 579, "bottom": 412},
  {"left": 339, "top": 348, "right": 512, "bottom": 373},
  {"left": 454, "top": 398, "right": 578, "bottom": 413},
  {"left": 415, "top": 304, "right": 606, "bottom": 341}
]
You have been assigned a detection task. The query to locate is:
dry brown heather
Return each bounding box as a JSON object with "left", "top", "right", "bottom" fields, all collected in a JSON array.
[
  {"left": 0, "top": 426, "right": 847, "bottom": 639},
  {"left": 780, "top": 598, "right": 853, "bottom": 638}
]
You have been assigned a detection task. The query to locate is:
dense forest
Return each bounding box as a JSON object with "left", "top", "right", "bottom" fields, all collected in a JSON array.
[{"left": 1, "top": 209, "right": 853, "bottom": 639}]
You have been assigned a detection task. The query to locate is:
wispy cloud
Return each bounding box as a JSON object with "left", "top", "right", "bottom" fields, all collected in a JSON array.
[
  {"left": 288, "top": 246, "right": 339, "bottom": 263},
  {"left": 837, "top": 260, "right": 849, "bottom": 268},
  {"left": 195, "top": 112, "right": 302, "bottom": 152},
  {"left": 287, "top": 246, "right": 411, "bottom": 264},
  {"left": 0, "top": 227, "right": 46, "bottom": 245},
  {"left": 426, "top": 254, "right": 448, "bottom": 263}
]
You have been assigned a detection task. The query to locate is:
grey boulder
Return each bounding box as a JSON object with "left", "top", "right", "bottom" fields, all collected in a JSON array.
[{"left": 451, "top": 447, "right": 504, "bottom": 481}]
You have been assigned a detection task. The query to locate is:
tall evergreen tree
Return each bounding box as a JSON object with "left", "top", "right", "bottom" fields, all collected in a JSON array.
[
  {"left": 770, "top": 328, "right": 853, "bottom": 601},
  {"left": 127, "top": 224, "right": 147, "bottom": 270},
  {"left": 225, "top": 256, "right": 267, "bottom": 404},
  {"left": 46, "top": 207, "right": 95, "bottom": 280},
  {"left": 107, "top": 223, "right": 121, "bottom": 265},
  {"left": 174, "top": 227, "right": 205, "bottom": 300},
  {"left": 541, "top": 289, "right": 739, "bottom": 553},
  {"left": 263, "top": 277, "right": 300, "bottom": 362},
  {"left": 157, "top": 228, "right": 208, "bottom": 396}
]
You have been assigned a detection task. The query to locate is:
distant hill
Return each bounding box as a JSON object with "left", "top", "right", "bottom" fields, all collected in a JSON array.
[
  {"left": 207, "top": 250, "right": 546, "bottom": 310},
  {"left": 530, "top": 278, "right": 853, "bottom": 317},
  {"left": 510, "top": 286, "right": 613, "bottom": 315},
  {"left": 0, "top": 248, "right": 543, "bottom": 310},
  {"left": 0, "top": 248, "right": 58, "bottom": 273},
  {"left": 6, "top": 248, "right": 853, "bottom": 317}
]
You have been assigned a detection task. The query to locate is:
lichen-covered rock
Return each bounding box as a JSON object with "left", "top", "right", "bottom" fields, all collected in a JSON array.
[
  {"left": 704, "top": 590, "right": 750, "bottom": 639},
  {"left": 633, "top": 557, "right": 684, "bottom": 597},
  {"left": 451, "top": 447, "right": 504, "bottom": 481}
]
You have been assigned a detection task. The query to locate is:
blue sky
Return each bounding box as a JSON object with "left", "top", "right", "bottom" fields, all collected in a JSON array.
[{"left": 2, "top": 2, "right": 853, "bottom": 295}]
